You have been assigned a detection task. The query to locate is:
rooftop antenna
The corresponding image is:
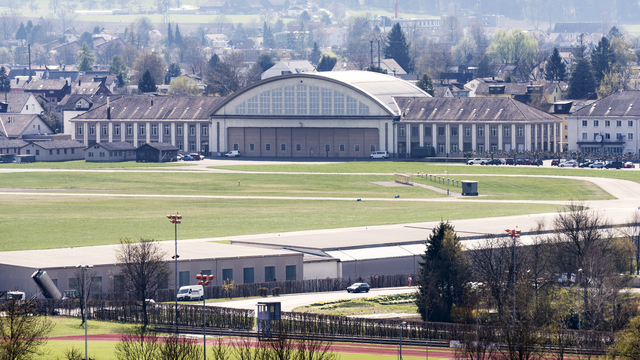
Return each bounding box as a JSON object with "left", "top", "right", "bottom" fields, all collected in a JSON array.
[{"left": 28, "top": 44, "right": 32, "bottom": 82}]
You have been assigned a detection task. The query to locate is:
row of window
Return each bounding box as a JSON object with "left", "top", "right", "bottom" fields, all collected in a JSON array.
[
  {"left": 581, "top": 133, "right": 634, "bottom": 140},
  {"left": 233, "top": 143, "right": 376, "bottom": 153},
  {"left": 582, "top": 120, "right": 634, "bottom": 127},
  {"left": 401, "top": 142, "right": 532, "bottom": 154},
  {"left": 399, "top": 125, "right": 549, "bottom": 138},
  {"left": 25, "top": 148, "right": 74, "bottom": 155},
  {"left": 235, "top": 87, "right": 370, "bottom": 116},
  {"left": 78, "top": 124, "right": 209, "bottom": 137},
  {"left": 0, "top": 148, "right": 18, "bottom": 154},
  {"left": 87, "top": 150, "right": 134, "bottom": 157},
  {"left": 177, "top": 266, "right": 297, "bottom": 287}
]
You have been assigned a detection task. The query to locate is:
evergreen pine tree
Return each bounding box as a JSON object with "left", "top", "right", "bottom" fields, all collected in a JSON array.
[
  {"left": 138, "top": 69, "right": 158, "bottom": 93},
  {"left": 174, "top": 24, "right": 183, "bottom": 45},
  {"left": 262, "top": 22, "right": 275, "bottom": 49},
  {"left": 77, "top": 42, "right": 95, "bottom": 71},
  {"left": 384, "top": 23, "right": 412, "bottom": 73},
  {"left": 166, "top": 63, "right": 181, "bottom": 84},
  {"left": 93, "top": 26, "right": 100, "bottom": 34},
  {"left": 316, "top": 54, "right": 337, "bottom": 71},
  {"left": 256, "top": 54, "right": 275, "bottom": 71},
  {"left": 416, "top": 221, "right": 471, "bottom": 322},
  {"left": 167, "top": 23, "right": 174, "bottom": 45},
  {"left": 591, "top": 36, "right": 615, "bottom": 84},
  {"left": 474, "top": 55, "right": 495, "bottom": 78},
  {"left": 15, "top": 22, "right": 27, "bottom": 45},
  {"left": 310, "top": 42, "right": 321, "bottom": 64},
  {"left": 0, "top": 66, "right": 10, "bottom": 102},
  {"left": 544, "top": 48, "right": 567, "bottom": 81},
  {"left": 567, "top": 57, "right": 597, "bottom": 99},
  {"left": 26, "top": 20, "right": 33, "bottom": 34},
  {"left": 417, "top": 73, "right": 435, "bottom": 96}
]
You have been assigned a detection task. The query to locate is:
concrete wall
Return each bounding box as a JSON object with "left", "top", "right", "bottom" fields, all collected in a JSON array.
[
  {"left": 304, "top": 260, "right": 341, "bottom": 280},
  {"left": 340, "top": 255, "right": 420, "bottom": 279}
]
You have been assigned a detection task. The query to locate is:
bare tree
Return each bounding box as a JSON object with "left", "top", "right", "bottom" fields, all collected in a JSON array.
[
  {"left": 115, "top": 237, "right": 169, "bottom": 328},
  {"left": 0, "top": 298, "right": 54, "bottom": 359},
  {"left": 0, "top": 11, "right": 19, "bottom": 41},
  {"left": 441, "top": 16, "right": 462, "bottom": 44},
  {"left": 622, "top": 213, "right": 640, "bottom": 275},
  {"left": 114, "top": 326, "right": 160, "bottom": 360},
  {"left": 56, "top": 3, "right": 78, "bottom": 32}
]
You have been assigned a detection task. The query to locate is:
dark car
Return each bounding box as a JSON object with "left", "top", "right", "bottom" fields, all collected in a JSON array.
[
  {"left": 183, "top": 155, "right": 195, "bottom": 161},
  {"left": 531, "top": 159, "right": 543, "bottom": 166},
  {"left": 522, "top": 159, "right": 532, "bottom": 165},
  {"left": 605, "top": 161, "right": 623, "bottom": 169},
  {"left": 515, "top": 159, "right": 523, "bottom": 165},
  {"left": 579, "top": 161, "right": 593, "bottom": 168},
  {"left": 487, "top": 159, "right": 502, "bottom": 165},
  {"left": 551, "top": 159, "right": 560, "bottom": 166},
  {"left": 505, "top": 158, "right": 515, "bottom": 165},
  {"left": 346, "top": 283, "right": 370, "bottom": 293}
]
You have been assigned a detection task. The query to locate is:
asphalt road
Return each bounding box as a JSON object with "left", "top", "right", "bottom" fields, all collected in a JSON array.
[{"left": 208, "top": 286, "right": 418, "bottom": 312}]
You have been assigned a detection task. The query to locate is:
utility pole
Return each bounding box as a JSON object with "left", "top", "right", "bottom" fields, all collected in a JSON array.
[{"left": 505, "top": 228, "right": 521, "bottom": 326}]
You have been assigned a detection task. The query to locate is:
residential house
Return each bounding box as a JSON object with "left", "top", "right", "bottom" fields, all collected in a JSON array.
[
  {"left": 0, "top": 114, "right": 53, "bottom": 139},
  {"left": 24, "top": 79, "right": 71, "bottom": 103},
  {"left": 321, "top": 27, "right": 346, "bottom": 48},
  {"left": 20, "top": 140, "right": 85, "bottom": 161},
  {"left": 204, "top": 34, "right": 230, "bottom": 49},
  {"left": 287, "top": 5, "right": 305, "bottom": 16},
  {"left": 566, "top": 90, "right": 640, "bottom": 155},
  {"left": 198, "top": 0, "right": 224, "bottom": 13},
  {"left": 261, "top": 60, "right": 316, "bottom": 80},
  {"left": 62, "top": 29, "right": 80, "bottom": 43},
  {"left": 85, "top": 141, "right": 137, "bottom": 162},
  {"left": 78, "top": 75, "right": 118, "bottom": 93},
  {"left": 136, "top": 142, "right": 179, "bottom": 162},
  {"left": 0, "top": 93, "right": 44, "bottom": 114},
  {"left": 71, "top": 79, "right": 112, "bottom": 97}
]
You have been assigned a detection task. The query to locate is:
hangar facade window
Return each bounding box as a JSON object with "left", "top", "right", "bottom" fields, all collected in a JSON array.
[{"left": 234, "top": 84, "right": 375, "bottom": 118}]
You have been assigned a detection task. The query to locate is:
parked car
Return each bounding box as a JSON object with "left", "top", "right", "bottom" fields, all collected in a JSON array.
[
  {"left": 560, "top": 160, "right": 577, "bottom": 168},
  {"left": 505, "top": 158, "right": 515, "bottom": 165},
  {"left": 551, "top": 159, "right": 560, "bottom": 166},
  {"left": 224, "top": 150, "right": 241, "bottom": 157},
  {"left": 486, "top": 158, "right": 502, "bottom": 165},
  {"left": 522, "top": 159, "right": 532, "bottom": 165},
  {"left": 605, "top": 161, "right": 623, "bottom": 169},
  {"left": 346, "top": 283, "right": 370, "bottom": 293},
  {"left": 183, "top": 155, "right": 195, "bottom": 161},
  {"left": 189, "top": 153, "right": 204, "bottom": 160},
  {"left": 176, "top": 154, "right": 184, "bottom": 161},
  {"left": 579, "top": 161, "right": 593, "bottom": 168},
  {"left": 531, "top": 159, "right": 543, "bottom": 166},
  {"left": 467, "top": 158, "right": 487, "bottom": 165},
  {"left": 623, "top": 162, "right": 636, "bottom": 168},
  {"left": 589, "top": 162, "right": 605, "bottom": 169},
  {"left": 515, "top": 159, "right": 523, "bottom": 165},
  {"left": 370, "top": 151, "right": 389, "bottom": 159}
]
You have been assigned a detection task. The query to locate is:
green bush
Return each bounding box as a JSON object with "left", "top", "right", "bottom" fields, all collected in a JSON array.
[
  {"left": 257, "top": 287, "right": 269, "bottom": 297},
  {"left": 272, "top": 287, "right": 281, "bottom": 296}
]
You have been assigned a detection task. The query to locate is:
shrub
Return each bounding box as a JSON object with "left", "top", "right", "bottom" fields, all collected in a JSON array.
[
  {"left": 272, "top": 287, "right": 281, "bottom": 296},
  {"left": 257, "top": 287, "right": 269, "bottom": 297}
]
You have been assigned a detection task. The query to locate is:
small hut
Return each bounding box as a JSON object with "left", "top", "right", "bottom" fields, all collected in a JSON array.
[{"left": 135, "top": 142, "right": 179, "bottom": 162}]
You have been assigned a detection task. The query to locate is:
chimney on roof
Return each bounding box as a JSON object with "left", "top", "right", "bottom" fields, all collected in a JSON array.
[
  {"left": 151, "top": 98, "right": 153, "bottom": 106},
  {"left": 107, "top": 96, "right": 111, "bottom": 120},
  {"left": 78, "top": 79, "right": 81, "bottom": 86}
]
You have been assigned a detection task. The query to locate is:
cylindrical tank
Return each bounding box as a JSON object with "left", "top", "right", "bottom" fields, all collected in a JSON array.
[{"left": 31, "top": 269, "right": 62, "bottom": 299}]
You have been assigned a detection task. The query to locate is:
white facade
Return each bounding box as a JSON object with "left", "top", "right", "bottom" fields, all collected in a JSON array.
[{"left": 567, "top": 116, "right": 640, "bottom": 155}]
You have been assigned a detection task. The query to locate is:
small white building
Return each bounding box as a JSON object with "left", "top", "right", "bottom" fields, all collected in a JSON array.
[{"left": 261, "top": 60, "right": 316, "bottom": 80}]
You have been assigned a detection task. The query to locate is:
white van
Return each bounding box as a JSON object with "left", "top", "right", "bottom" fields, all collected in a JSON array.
[
  {"left": 370, "top": 151, "right": 389, "bottom": 159},
  {"left": 177, "top": 285, "right": 204, "bottom": 301}
]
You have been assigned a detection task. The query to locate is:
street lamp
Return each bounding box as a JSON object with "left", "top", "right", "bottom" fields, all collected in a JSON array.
[
  {"left": 167, "top": 213, "right": 182, "bottom": 333},
  {"left": 197, "top": 272, "right": 215, "bottom": 360},
  {"left": 76, "top": 264, "right": 93, "bottom": 360},
  {"left": 399, "top": 321, "right": 407, "bottom": 360},
  {"left": 505, "top": 228, "right": 521, "bottom": 325}
]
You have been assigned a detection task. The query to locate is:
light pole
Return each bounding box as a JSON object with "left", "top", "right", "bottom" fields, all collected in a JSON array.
[
  {"left": 76, "top": 264, "right": 93, "bottom": 360},
  {"left": 399, "top": 321, "right": 406, "bottom": 360},
  {"left": 197, "top": 272, "right": 215, "bottom": 360},
  {"left": 167, "top": 213, "right": 182, "bottom": 334},
  {"left": 505, "top": 228, "right": 521, "bottom": 326}
]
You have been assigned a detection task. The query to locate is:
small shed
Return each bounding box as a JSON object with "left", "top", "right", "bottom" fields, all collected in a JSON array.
[
  {"left": 85, "top": 142, "right": 137, "bottom": 162},
  {"left": 257, "top": 302, "right": 281, "bottom": 340},
  {"left": 462, "top": 181, "right": 478, "bottom": 196},
  {"left": 135, "top": 142, "right": 179, "bottom": 163}
]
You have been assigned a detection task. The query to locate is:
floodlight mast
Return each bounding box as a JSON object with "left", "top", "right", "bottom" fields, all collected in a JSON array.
[{"left": 167, "top": 213, "right": 182, "bottom": 333}]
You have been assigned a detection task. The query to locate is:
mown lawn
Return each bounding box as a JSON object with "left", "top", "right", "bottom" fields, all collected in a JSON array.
[
  {"left": 0, "top": 195, "right": 561, "bottom": 251},
  {"left": 0, "top": 161, "right": 195, "bottom": 169}
]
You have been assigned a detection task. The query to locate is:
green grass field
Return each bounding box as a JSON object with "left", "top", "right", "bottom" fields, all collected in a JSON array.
[
  {"left": 48, "top": 317, "right": 138, "bottom": 337},
  {"left": 0, "top": 161, "right": 194, "bottom": 169},
  {"left": 0, "top": 195, "right": 561, "bottom": 251}
]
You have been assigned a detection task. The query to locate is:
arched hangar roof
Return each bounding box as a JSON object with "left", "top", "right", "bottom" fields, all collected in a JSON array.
[{"left": 211, "top": 71, "right": 430, "bottom": 117}]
